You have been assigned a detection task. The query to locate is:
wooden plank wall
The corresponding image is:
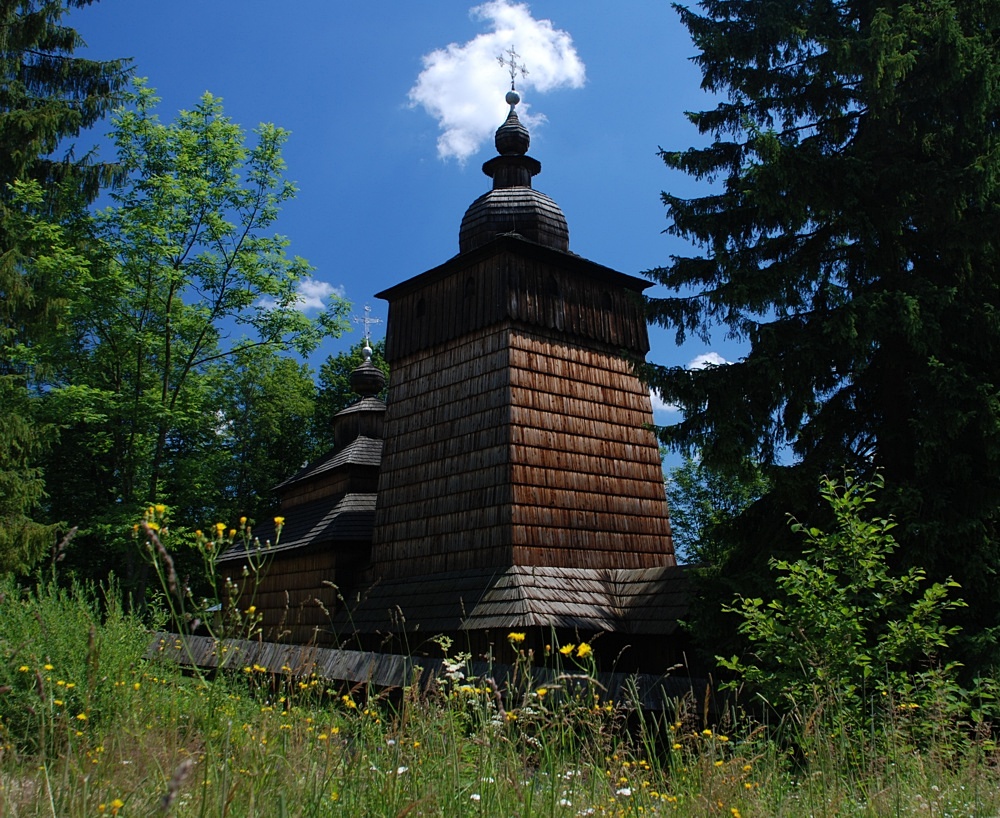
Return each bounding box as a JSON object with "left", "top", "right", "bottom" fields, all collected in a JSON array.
[
  {"left": 370, "top": 325, "right": 515, "bottom": 578},
  {"left": 384, "top": 249, "right": 649, "bottom": 361},
  {"left": 282, "top": 471, "right": 352, "bottom": 509},
  {"left": 229, "top": 550, "right": 340, "bottom": 645},
  {"left": 509, "top": 328, "right": 675, "bottom": 570}
]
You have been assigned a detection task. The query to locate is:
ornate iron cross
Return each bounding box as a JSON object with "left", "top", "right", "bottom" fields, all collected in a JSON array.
[
  {"left": 497, "top": 45, "right": 528, "bottom": 91},
  {"left": 353, "top": 304, "right": 383, "bottom": 346}
]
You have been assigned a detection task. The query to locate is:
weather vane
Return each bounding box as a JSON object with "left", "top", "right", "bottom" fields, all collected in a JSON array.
[
  {"left": 497, "top": 45, "right": 528, "bottom": 92},
  {"left": 353, "top": 304, "right": 383, "bottom": 356}
]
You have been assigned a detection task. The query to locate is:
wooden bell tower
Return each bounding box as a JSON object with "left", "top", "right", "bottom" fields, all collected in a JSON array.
[{"left": 349, "top": 84, "right": 679, "bottom": 642}]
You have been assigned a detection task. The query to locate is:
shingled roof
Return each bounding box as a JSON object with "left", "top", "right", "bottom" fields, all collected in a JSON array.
[
  {"left": 340, "top": 564, "right": 689, "bottom": 635},
  {"left": 218, "top": 492, "right": 377, "bottom": 562},
  {"left": 274, "top": 436, "right": 383, "bottom": 490}
]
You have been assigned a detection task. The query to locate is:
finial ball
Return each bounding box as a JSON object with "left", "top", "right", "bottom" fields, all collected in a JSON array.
[{"left": 505, "top": 90, "right": 521, "bottom": 107}]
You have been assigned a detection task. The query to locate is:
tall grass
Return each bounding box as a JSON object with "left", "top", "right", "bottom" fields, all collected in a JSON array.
[{"left": 1, "top": 575, "right": 997, "bottom": 817}]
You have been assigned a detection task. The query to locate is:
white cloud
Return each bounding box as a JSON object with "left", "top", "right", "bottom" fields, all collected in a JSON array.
[
  {"left": 409, "top": 0, "right": 586, "bottom": 163},
  {"left": 650, "top": 388, "right": 679, "bottom": 416},
  {"left": 293, "top": 278, "right": 345, "bottom": 312},
  {"left": 259, "top": 278, "right": 345, "bottom": 313},
  {"left": 687, "top": 351, "right": 729, "bottom": 370}
]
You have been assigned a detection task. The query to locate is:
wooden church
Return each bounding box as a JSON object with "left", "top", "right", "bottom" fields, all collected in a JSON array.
[{"left": 218, "top": 86, "right": 688, "bottom": 671}]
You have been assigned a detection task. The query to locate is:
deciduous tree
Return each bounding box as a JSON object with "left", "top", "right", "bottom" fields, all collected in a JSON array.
[{"left": 42, "top": 83, "right": 348, "bottom": 584}]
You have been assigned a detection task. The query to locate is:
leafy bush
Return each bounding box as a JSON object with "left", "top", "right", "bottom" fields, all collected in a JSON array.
[{"left": 720, "top": 473, "right": 967, "bottom": 733}]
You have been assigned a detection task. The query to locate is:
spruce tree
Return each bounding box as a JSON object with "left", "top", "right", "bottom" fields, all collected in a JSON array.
[
  {"left": 0, "top": 0, "right": 129, "bottom": 571},
  {"left": 647, "top": 0, "right": 1000, "bottom": 666}
]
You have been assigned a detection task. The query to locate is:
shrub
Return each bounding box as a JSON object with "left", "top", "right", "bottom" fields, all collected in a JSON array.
[{"left": 719, "top": 473, "right": 967, "bottom": 734}]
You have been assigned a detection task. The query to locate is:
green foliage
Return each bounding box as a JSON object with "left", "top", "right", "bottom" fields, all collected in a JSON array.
[
  {"left": 0, "top": 377, "right": 56, "bottom": 572},
  {"left": 0, "top": 0, "right": 130, "bottom": 573},
  {"left": 647, "top": 0, "right": 1000, "bottom": 669},
  {"left": 720, "top": 474, "right": 966, "bottom": 728},
  {"left": 35, "top": 82, "right": 348, "bottom": 584},
  {"left": 666, "top": 454, "right": 769, "bottom": 564},
  {"left": 0, "top": 573, "right": 151, "bottom": 754},
  {"left": 0, "top": 0, "right": 130, "bottom": 195},
  {"left": 206, "top": 348, "right": 319, "bottom": 523}
]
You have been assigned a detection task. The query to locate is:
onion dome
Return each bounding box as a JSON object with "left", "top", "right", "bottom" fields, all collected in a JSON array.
[
  {"left": 459, "top": 90, "right": 569, "bottom": 253},
  {"left": 350, "top": 344, "right": 386, "bottom": 398}
]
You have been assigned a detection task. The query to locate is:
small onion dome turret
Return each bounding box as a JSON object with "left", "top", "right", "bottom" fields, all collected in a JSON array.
[
  {"left": 350, "top": 344, "right": 386, "bottom": 398},
  {"left": 459, "top": 89, "right": 569, "bottom": 254}
]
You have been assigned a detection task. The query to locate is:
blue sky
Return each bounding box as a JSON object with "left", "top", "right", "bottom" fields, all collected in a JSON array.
[{"left": 73, "top": 1, "right": 740, "bottom": 423}]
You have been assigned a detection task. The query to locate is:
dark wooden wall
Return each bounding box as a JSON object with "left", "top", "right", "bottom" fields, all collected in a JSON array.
[
  {"left": 379, "top": 238, "right": 651, "bottom": 361},
  {"left": 229, "top": 550, "right": 340, "bottom": 646},
  {"left": 371, "top": 325, "right": 515, "bottom": 578}
]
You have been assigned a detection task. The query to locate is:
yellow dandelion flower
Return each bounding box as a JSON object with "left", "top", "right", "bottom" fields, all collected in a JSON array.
[
  {"left": 229, "top": 528, "right": 236, "bottom": 538},
  {"left": 672, "top": 743, "right": 682, "bottom": 750},
  {"left": 246, "top": 605, "right": 257, "bottom": 615},
  {"left": 215, "top": 522, "right": 226, "bottom": 534},
  {"left": 240, "top": 516, "right": 247, "bottom": 526},
  {"left": 274, "top": 516, "right": 285, "bottom": 527},
  {"left": 53, "top": 699, "right": 64, "bottom": 706},
  {"left": 559, "top": 644, "right": 575, "bottom": 656},
  {"left": 18, "top": 665, "right": 29, "bottom": 672},
  {"left": 576, "top": 642, "right": 593, "bottom": 659},
  {"left": 76, "top": 712, "right": 88, "bottom": 721},
  {"left": 702, "top": 729, "right": 713, "bottom": 737},
  {"left": 507, "top": 632, "right": 526, "bottom": 643},
  {"left": 537, "top": 688, "right": 548, "bottom": 697},
  {"left": 154, "top": 504, "right": 167, "bottom": 515}
]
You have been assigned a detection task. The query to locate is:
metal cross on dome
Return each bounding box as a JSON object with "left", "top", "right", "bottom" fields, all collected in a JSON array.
[
  {"left": 353, "top": 304, "right": 383, "bottom": 347},
  {"left": 498, "top": 45, "right": 528, "bottom": 91}
]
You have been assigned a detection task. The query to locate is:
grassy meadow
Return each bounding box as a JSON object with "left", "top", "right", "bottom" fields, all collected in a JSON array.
[{"left": 1, "top": 574, "right": 998, "bottom": 818}]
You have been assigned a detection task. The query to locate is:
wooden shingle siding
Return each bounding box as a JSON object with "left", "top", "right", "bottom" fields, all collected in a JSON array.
[
  {"left": 371, "top": 240, "right": 674, "bottom": 584},
  {"left": 372, "top": 324, "right": 517, "bottom": 579},
  {"left": 506, "top": 327, "right": 673, "bottom": 568}
]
